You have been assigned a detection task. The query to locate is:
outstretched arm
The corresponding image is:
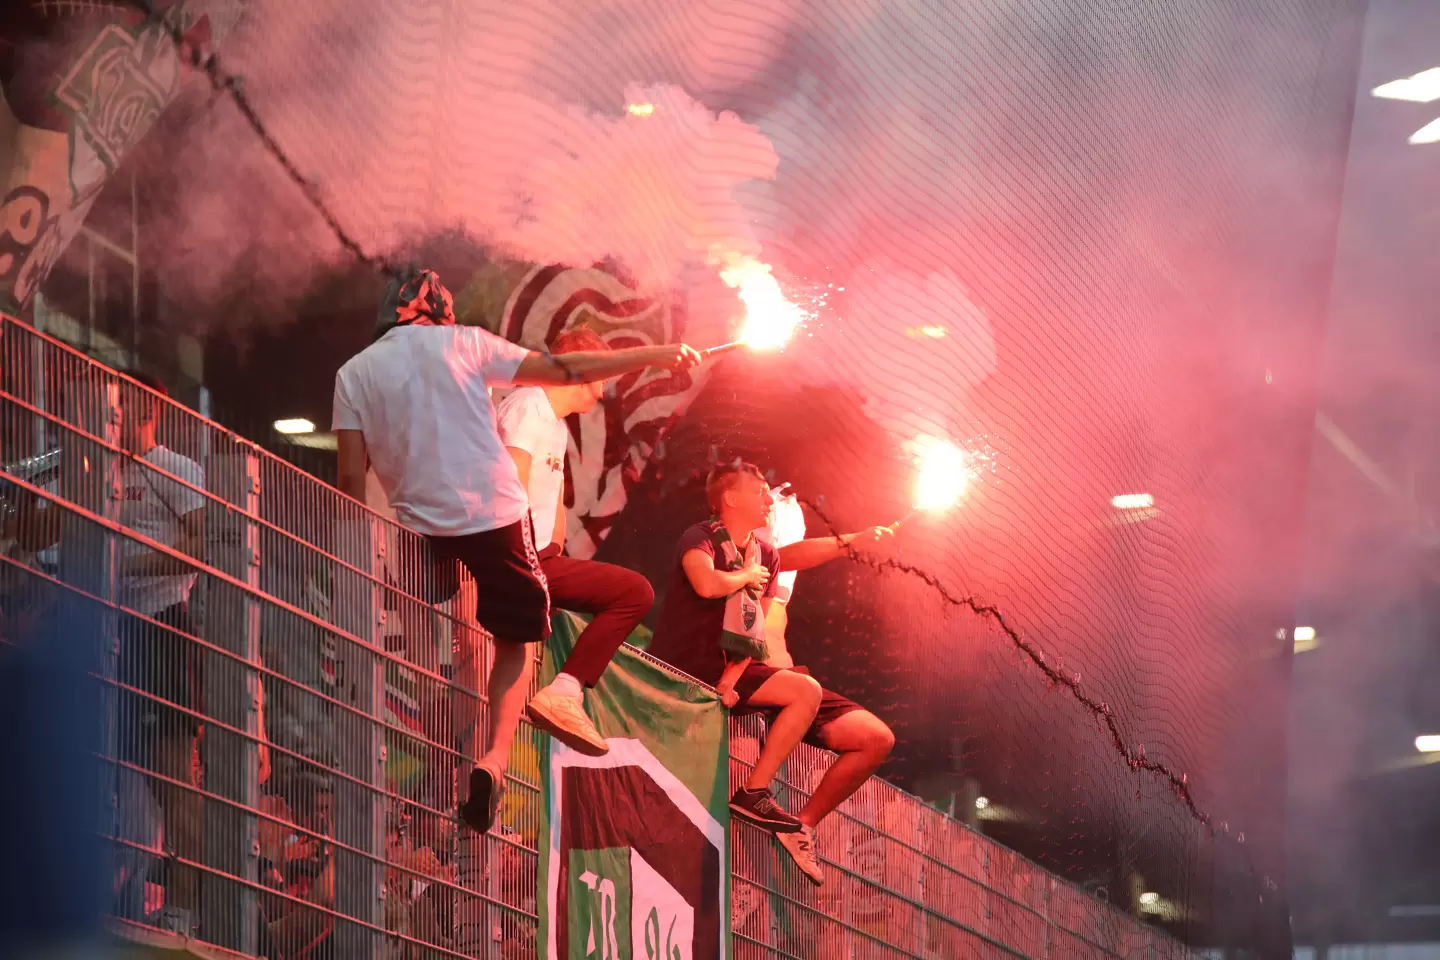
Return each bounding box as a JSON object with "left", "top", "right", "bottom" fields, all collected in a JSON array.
[
  {"left": 513, "top": 343, "right": 701, "bottom": 386},
  {"left": 777, "top": 526, "right": 893, "bottom": 573}
]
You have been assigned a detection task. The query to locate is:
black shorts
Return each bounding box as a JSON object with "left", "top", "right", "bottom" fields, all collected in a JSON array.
[
  {"left": 733, "top": 663, "right": 864, "bottom": 749},
  {"left": 429, "top": 518, "right": 551, "bottom": 644},
  {"left": 117, "top": 602, "right": 203, "bottom": 754},
  {"left": 383, "top": 537, "right": 461, "bottom": 608}
]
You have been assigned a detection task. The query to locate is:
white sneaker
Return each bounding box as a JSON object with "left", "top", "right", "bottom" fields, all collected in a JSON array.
[
  {"left": 775, "top": 825, "right": 825, "bottom": 886},
  {"left": 526, "top": 687, "right": 609, "bottom": 756}
]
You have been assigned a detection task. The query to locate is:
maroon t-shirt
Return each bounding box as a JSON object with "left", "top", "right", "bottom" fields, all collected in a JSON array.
[{"left": 647, "top": 521, "right": 780, "bottom": 688}]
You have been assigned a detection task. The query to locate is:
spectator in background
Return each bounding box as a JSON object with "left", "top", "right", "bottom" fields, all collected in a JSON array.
[
  {"left": 14, "top": 370, "right": 210, "bottom": 933},
  {"left": 332, "top": 268, "right": 701, "bottom": 834},
  {"left": 495, "top": 326, "right": 656, "bottom": 756}
]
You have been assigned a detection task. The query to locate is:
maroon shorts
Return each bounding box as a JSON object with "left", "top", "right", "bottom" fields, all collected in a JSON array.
[
  {"left": 428, "top": 518, "right": 551, "bottom": 644},
  {"left": 732, "top": 663, "right": 864, "bottom": 749}
]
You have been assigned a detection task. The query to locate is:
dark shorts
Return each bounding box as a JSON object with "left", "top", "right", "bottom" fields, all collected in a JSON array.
[
  {"left": 429, "top": 518, "right": 551, "bottom": 644},
  {"left": 733, "top": 663, "right": 864, "bottom": 749},
  {"left": 117, "top": 602, "right": 203, "bottom": 754},
  {"left": 383, "top": 537, "right": 462, "bottom": 608}
]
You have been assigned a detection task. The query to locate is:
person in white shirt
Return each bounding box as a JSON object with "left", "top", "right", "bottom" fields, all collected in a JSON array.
[
  {"left": 332, "top": 268, "right": 702, "bottom": 834},
  {"left": 17, "top": 370, "right": 212, "bottom": 933},
  {"left": 745, "top": 482, "right": 898, "bottom": 887},
  {"left": 494, "top": 327, "right": 658, "bottom": 757}
]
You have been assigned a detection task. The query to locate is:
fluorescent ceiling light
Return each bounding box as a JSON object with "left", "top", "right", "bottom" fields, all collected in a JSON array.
[
  {"left": 1111, "top": 493, "right": 1154, "bottom": 510},
  {"left": 1139, "top": 892, "right": 1160, "bottom": 907},
  {"left": 274, "top": 418, "right": 316, "bottom": 434},
  {"left": 1417, "top": 735, "right": 1440, "bottom": 754},
  {"left": 1293, "top": 626, "right": 1316, "bottom": 642},
  {"left": 1372, "top": 67, "right": 1440, "bottom": 103},
  {"left": 1408, "top": 117, "right": 1440, "bottom": 145}
]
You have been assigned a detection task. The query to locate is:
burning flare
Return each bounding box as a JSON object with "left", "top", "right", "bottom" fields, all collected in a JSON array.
[
  {"left": 912, "top": 435, "right": 969, "bottom": 511},
  {"left": 716, "top": 252, "right": 806, "bottom": 351}
]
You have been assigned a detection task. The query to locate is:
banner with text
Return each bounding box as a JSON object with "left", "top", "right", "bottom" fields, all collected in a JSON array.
[{"left": 538, "top": 612, "right": 729, "bottom": 960}]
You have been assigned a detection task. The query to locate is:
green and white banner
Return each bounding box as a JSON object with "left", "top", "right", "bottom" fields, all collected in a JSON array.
[{"left": 538, "top": 612, "right": 730, "bottom": 960}]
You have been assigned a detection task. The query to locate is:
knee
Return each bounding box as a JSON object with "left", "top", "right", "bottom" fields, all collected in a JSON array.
[
  {"left": 622, "top": 571, "right": 655, "bottom": 615},
  {"left": 865, "top": 719, "right": 896, "bottom": 759},
  {"left": 795, "top": 674, "right": 823, "bottom": 710}
]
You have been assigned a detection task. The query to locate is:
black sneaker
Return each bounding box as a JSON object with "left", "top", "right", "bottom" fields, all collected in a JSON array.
[
  {"left": 729, "top": 787, "right": 803, "bottom": 833},
  {"left": 459, "top": 766, "right": 502, "bottom": 833}
]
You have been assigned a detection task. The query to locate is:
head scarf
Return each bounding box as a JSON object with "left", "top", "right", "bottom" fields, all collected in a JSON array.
[{"left": 374, "top": 268, "right": 457, "bottom": 341}]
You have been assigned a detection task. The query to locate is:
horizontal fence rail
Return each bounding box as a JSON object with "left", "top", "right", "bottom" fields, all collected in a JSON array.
[{"left": 0, "top": 314, "right": 1192, "bottom": 960}]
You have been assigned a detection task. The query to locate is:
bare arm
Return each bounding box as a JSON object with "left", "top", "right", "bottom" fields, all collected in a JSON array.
[
  {"left": 777, "top": 526, "right": 894, "bottom": 573},
  {"left": 513, "top": 343, "right": 701, "bottom": 386},
  {"left": 681, "top": 548, "right": 770, "bottom": 600},
  {"left": 336, "top": 429, "right": 368, "bottom": 502},
  {"left": 124, "top": 507, "right": 205, "bottom": 577},
  {"left": 505, "top": 446, "right": 533, "bottom": 492},
  {"left": 715, "top": 656, "right": 750, "bottom": 707}
]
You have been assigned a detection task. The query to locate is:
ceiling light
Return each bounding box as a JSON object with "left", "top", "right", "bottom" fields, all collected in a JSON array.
[
  {"left": 273, "top": 418, "right": 316, "bottom": 435},
  {"left": 974, "top": 796, "right": 989, "bottom": 810},
  {"left": 1139, "top": 892, "right": 1160, "bottom": 907},
  {"left": 1293, "top": 626, "right": 1316, "bottom": 642},
  {"left": 1372, "top": 67, "right": 1440, "bottom": 103},
  {"left": 626, "top": 103, "right": 655, "bottom": 117},
  {"left": 1111, "top": 493, "right": 1154, "bottom": 510},
  {"left": 1417, "top": 735, "right": 1440, "bottom": 754},
  {"left": 1408, "top": 117, "right": 1440, "bottom": 145}
]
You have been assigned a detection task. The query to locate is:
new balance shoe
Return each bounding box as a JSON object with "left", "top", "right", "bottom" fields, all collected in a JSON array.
[
  {"left": 729, "top": 787, "right": 803, "bottom": 833},
  {"left": 776, "top": 824, "right": 825, "bottom": 886}
]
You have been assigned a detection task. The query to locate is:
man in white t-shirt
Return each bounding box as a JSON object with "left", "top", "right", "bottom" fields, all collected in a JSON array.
[
  {"left": 494, "top": 327, "right": 658, "bottom": 756},
  {"left": 332, "top": 268, "right": 701, "bottom": 835}
]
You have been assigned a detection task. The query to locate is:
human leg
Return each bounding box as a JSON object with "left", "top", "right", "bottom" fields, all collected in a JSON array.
[
  {"left": 430, "top": 522, "right": 550, "bottom": 833},
  {"left": 525, "top": 555, "right": 654, "bottom": 756},
  {"left": 798, "top": 707, "right": 894, "bottom": 828},
  {"left": 540, "top": 554, "right": 653, "bottom": 687}
]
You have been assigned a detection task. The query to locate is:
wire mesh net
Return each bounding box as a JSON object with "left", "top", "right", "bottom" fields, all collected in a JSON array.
[{"left": 4, "top": 0, "right": 1371, "bottom": 955}]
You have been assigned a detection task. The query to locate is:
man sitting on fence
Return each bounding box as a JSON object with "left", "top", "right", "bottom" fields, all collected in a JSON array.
[
  {"left": 332, "top": 268, "right": 701, "bottom": 834},
  {"left": 495, "top": 325, "right": 658, "bottom": 756},
  {"left": 645, "top": 461, "right": 895, "bottom": 886}
]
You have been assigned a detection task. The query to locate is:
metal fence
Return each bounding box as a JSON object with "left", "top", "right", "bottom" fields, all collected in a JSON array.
[{"left": 0, "top": 313, "right": 1190, "bottom": 960}]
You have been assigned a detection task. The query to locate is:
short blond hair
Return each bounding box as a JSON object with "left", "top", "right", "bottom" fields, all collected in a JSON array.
[{"left": 551, "top": 328, "right": 609, "bottom": 354}]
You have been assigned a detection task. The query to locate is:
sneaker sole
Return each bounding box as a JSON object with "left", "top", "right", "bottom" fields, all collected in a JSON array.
[
  {"left": 459, "top": 769, "right": 497, "bottom": 834},
  {"left": 526, "top": 703, "right": 610, "bottom": 757},
  {"left": 729, "top": 802, "right": 804, "bottom": 834}
]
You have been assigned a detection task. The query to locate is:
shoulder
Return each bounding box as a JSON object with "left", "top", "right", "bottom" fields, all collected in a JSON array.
[
  {"left": 760, "top": 539, "right": 781, "bottom": 567},
  {"left": 677, "top": 521, "right": 718, "bottom": 555},
  {"left": 497, "top": 386, "right": 546, "bottom": 415},
  {"left": 154, "top": 446, "right": 203, "bottom": 480}
]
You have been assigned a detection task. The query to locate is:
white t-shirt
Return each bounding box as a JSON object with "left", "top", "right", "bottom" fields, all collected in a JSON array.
[
  {"left": 756, "top": 488, "right": 806, "bottom": 604},
  {"left": 494, "top": 387, "right": 567, "bottom": 548},
  {"left": 119, "top": 445, "right": 206, "bottom": 616},
  {"left": 332, "top": 325, "right": 533, "bottom": 537}
]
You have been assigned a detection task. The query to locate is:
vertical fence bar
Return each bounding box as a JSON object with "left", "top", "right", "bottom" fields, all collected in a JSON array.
[
  {"left": 332, "top": 503, "right": 386, "bottom": 958},
  {"left": 200, "top": 437, "right": 262, "bottom": 953}
]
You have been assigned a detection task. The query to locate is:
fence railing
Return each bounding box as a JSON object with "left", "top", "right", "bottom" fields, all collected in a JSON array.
[{"left": 0, "top": 313, "right": 1191, "bottom": 960}]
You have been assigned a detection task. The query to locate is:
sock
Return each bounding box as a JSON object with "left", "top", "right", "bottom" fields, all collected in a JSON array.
[{"left": 547, "top": 672, "right": 583, "bottom": 699}]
